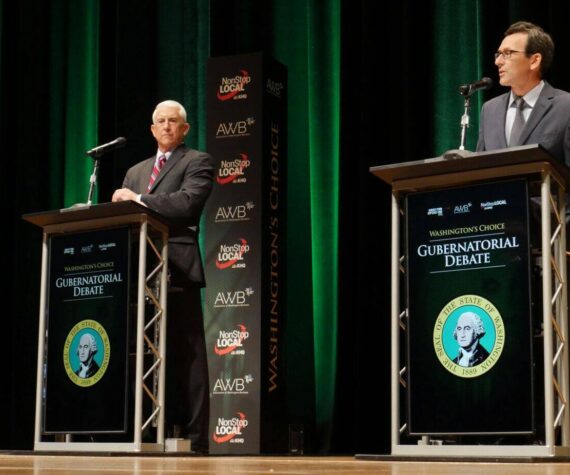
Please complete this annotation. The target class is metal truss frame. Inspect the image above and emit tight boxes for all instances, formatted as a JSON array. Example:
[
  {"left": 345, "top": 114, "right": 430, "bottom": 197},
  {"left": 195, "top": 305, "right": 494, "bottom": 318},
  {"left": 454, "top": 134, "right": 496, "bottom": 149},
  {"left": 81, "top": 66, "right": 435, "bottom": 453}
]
[{"left": 33, "top": 214, "right": 169, "bottom": 453}]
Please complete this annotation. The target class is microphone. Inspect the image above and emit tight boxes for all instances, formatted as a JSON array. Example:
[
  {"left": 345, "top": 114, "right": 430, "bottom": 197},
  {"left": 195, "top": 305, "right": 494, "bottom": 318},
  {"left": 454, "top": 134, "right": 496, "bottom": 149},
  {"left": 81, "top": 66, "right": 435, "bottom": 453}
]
[
  {"left": 86, "top": 137, "right": 127, "bottom": 157},
  {"left": 459, "top": 77, "right": 493, "bottom": 96}
]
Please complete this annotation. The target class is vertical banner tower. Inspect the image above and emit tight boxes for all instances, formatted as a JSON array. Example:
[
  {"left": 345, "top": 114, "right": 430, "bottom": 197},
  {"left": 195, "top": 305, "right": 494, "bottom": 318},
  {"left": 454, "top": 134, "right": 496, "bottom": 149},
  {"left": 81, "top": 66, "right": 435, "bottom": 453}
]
[{"left": 205, "top": 53, "right": 287, "bottom": 454}]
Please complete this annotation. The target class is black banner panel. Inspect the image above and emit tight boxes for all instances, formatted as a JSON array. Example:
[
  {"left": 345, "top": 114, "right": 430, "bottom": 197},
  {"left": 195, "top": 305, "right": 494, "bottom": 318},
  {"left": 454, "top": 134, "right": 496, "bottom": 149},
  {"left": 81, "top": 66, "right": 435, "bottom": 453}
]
[
  {"left": 43, "top": 227, "right": 130, "bottom": 433},
  {"left": 205, "top": 53, "right": 287, "bottom": 454},
  {"left": 406, "top": 179, "right": 534, "bottom": 435}
]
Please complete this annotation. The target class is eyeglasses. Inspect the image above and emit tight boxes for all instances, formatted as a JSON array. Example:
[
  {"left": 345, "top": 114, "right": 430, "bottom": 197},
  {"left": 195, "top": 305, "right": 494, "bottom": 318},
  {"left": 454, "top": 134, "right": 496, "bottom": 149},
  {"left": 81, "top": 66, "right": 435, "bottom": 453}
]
[{"left": 494, "top": 50, "right": 527, "bottom": 60}]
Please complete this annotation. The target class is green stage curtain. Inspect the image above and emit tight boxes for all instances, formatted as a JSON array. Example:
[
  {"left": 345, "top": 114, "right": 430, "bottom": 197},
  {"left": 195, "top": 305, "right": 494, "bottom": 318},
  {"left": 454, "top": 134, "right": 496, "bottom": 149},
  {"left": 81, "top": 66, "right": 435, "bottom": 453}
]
[
  {"left": 56, "top": 1, "right": 100, "bottom": 207},
  {"left": 433, "top": 0, "right": 483, "bottom": 154},
  {"left": 273, "top": 0, "right": 341, "bottom": 449}
]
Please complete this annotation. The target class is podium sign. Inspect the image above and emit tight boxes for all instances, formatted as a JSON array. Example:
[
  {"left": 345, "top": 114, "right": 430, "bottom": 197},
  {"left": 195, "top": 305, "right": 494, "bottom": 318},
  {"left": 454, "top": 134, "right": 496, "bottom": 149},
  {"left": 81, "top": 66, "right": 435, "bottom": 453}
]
[
  {"left": 406, "top": 179, "right": 533, "bottom": 434},
  {"left": 43, "top": 227, "right": 130, "bottom": 433}
]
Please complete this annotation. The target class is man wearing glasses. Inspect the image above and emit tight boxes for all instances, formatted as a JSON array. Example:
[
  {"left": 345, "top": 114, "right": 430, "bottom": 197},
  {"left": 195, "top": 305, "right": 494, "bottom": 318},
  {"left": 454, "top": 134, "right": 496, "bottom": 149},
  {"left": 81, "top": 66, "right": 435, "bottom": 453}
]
[{"left": 477, "top": 21, "right": 570, "bottom": 165}]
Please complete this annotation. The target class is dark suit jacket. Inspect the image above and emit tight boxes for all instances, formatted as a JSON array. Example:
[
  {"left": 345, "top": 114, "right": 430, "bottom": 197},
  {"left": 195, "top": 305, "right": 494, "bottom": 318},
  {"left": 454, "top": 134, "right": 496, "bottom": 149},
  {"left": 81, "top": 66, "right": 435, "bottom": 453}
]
[
  {"left": 477, "top": 81, "right": 570, "bottom": 165},
  {"left": 122, "top": 144, "right": 214, "bottom": 286}
]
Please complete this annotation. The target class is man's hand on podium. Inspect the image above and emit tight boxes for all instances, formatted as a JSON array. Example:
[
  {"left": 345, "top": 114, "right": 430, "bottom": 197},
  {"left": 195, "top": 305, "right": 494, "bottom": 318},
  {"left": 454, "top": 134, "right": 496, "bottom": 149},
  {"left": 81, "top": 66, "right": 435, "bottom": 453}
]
[
  {"left": 112, "top": 188, "right": 146, "bottom": 206},
  {"left": 112, "top": 188, "right": 138, "bottom": 202}
]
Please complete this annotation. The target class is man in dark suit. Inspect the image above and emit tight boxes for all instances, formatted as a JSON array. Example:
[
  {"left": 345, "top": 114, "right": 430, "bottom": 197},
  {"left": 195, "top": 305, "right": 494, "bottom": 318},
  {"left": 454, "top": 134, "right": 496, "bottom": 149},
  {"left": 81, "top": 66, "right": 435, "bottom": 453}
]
[
  {"left": 112, "top": 100, "right": 213, "bottom": 453},
  {"left": 477, "top": 21, "right": 570, "bottom": 165}
]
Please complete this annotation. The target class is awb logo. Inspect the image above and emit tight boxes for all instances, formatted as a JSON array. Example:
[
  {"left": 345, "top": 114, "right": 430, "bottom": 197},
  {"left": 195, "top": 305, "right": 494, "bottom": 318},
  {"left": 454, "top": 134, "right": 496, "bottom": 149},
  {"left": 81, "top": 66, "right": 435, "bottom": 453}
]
[
  {"left": 215, "top": 202, "right": 254, "bottom": 223},
  {"left": 216, "top": 153, "right": 251, "bottom": 185},
  {"left": 214, "top": 287, "right": 254, "bottom": 308},
  {"left": 214, "top": 324, "right": 249, "bottom": 356},
  {"left": 216, "top": 238, "right": 250, "bottom": 269},
  {"left": 213, "top": 374, "right": 253, "bottom": 395},
  {"left": 215, "top": 117, "right": 255, "bottom": 139},
  {"left": 212, "top": 412, "right": 248, "bottom": 444},
  {"left": 217, "top": 70, "right": 252, "bottom": 101},
  {"left": 454, "top": 202, "right": 472, "bottom": 214}
]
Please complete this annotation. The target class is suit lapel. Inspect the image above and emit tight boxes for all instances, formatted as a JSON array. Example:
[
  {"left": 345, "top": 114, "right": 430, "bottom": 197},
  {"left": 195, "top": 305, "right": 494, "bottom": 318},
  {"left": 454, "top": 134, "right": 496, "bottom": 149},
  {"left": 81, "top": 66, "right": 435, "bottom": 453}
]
[
  {"left": 519, "top": 82, "right": 554, "bottom": 145},
  {"left": 492, "top": 93, "right": 510, "bottom": 149}
]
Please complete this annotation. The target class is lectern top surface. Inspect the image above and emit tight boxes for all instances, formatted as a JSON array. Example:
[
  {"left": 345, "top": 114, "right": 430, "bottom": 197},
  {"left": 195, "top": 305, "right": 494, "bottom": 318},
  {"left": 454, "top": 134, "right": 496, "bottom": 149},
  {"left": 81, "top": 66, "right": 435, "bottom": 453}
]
[
  {"left": 22, "top": 200, "right": 169, "bottom": 229},
  {"left": 369, "top": 144, "right": 570, "bottom": 187}
]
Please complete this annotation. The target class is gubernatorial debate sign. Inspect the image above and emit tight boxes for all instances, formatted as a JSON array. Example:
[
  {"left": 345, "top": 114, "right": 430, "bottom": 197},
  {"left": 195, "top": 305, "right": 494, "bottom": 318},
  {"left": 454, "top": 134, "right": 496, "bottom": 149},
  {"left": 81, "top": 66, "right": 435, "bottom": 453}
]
[
  {"left": 406, "top": 179, "right": 534, "bottom": 435},
  {"left": 43, "top": 227, "right": 130, "bottom": 433}
]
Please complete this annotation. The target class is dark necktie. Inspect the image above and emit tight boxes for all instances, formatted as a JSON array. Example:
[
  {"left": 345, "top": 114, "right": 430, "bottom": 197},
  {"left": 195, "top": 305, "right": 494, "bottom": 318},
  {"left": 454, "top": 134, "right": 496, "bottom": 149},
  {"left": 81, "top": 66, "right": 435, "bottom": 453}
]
[
  {"left": 509, "top": 97, "right": 526, "bottom": 146},
  {"left": 147, "top": 155, "right": 166, "bottom": 191}
]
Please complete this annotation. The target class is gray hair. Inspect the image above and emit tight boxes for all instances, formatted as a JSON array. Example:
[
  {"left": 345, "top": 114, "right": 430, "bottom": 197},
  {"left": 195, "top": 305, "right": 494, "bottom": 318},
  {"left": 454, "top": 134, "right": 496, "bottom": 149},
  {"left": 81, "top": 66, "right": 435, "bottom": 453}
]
[
  {"left": 152, "top": 100, "right": 187, "bottom": 123},
  {"left": 453, "top": 312, "right": 486, "bottom": 340},
  {"left": 77, "top": 333, "right": 98, "bottom": 355}
]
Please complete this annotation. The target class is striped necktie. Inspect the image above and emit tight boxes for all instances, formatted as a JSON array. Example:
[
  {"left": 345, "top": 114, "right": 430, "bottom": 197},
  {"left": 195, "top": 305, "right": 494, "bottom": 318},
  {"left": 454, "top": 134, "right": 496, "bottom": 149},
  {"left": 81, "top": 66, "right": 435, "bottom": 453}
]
[{"left": 147, "top": 155, "right": 166, "bottom": 192}]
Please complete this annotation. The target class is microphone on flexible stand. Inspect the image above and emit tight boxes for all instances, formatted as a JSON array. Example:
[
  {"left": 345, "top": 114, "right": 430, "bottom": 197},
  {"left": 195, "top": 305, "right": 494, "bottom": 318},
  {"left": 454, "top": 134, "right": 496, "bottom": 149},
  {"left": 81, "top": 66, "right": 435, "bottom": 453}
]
[
  {"left": 459, "top": 77, "right": 493, "bottom": 97},
  {"left": 86, "top": 137, "right": 127, "bottom": 157},
  {"left": 443, "top": 77, "right": 494, "bottom": 159},
  {"left": 73, "top": 137, "right": 127, "bottom": 207}
]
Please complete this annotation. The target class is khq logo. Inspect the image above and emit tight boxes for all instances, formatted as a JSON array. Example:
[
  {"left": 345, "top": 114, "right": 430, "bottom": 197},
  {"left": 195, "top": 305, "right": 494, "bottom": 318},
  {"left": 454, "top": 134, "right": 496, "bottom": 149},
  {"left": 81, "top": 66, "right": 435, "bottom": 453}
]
[
  {"left": 215, "top": 202, "right": 254, "bottom": 223},
  {"left": 212, "top": 374, "right": 253, "bottom": 395},
  {"left": 214, "top": 287, "right": 254, "bottom": 308},
  {"left": 212, "top": 412, "right": 248, "bottom": 444},
  {"left": 215, "top": 238, "right": 250, "bottom": 269},
  {"left": 454, "top": 202, "right": 472, "bottom": 214},
  {"left": 427, "top": 207, "right": 444, "bottom": 217},
  {"left": 266, "top": 78, "right": 284, "bottom": 98},
  {"left": 217, "top": 70, "right": 252, "bottom": 101},
  {"left": 214, "top": 323, "right": 249, "bottom": 356},
  {"left": 216, "top": 153, "right": 251, "bottom": 185},
  {"left": 215, "top": 117, "right": 255, "bottom": 139},
  {"left": 81, "top": 244, "right": 94, "bottom": 254},
  {"left": 481, "top": 199, "right": 508, "bottom": 211}
]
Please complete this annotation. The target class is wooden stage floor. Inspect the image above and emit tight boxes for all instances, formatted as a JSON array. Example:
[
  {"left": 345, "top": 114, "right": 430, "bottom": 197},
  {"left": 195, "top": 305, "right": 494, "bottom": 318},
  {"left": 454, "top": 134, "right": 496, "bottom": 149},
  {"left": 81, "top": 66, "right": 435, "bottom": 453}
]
[{"left": 1, "top": 454, "right": 570, "bottom": 475}]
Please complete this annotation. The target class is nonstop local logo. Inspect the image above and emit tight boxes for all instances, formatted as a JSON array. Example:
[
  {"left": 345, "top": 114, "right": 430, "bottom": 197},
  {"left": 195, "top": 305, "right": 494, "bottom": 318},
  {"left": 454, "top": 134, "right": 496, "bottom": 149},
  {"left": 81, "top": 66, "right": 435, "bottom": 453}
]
[
  {"left": 433, "top": 295, "right": 505, "bottom": 378},
  {"left": 214, "top": 287, "right": 254, "bottom": 308},
  {"left": 481, "top": 199, "right": 508, "bottom": 211},
  {"left": 214, "top": 323, "right": 249, "bottom": 356},
  {"left": 212, "top": 412, "right": 249, "bottom": 444},
  {"left": 214, "top": 202, "right": 254, "bottom": 223},
  {"left": 63, "top": 319, "right": 110, "bottom": 387},
  {"left": 215, "top": 117, "right": 255, "bottom": 139},
  {"left": 216, "top": 238, "right": 250, "bottom": 269},
  {"left": 217, "top": 70, "right": 252, "bottom": 101},
  {"left": 212, "top": 374, "right": 253, "bottom": 395},
  {"left": 98, "top": 242, "right": 117, "bottom": 251},
  {"left": 216, "top": 153, "right": 251, "bottom": 185},
  {"left": 266, "top": 78, "right": 284, "bottom": 98}
]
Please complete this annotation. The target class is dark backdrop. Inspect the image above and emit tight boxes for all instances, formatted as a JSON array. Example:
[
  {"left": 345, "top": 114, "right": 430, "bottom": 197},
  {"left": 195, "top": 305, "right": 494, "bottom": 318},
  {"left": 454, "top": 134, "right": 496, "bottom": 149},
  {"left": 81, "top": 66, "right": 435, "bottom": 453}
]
[{"left": 3, "top": 0, "right": 570, "bottom": 454}]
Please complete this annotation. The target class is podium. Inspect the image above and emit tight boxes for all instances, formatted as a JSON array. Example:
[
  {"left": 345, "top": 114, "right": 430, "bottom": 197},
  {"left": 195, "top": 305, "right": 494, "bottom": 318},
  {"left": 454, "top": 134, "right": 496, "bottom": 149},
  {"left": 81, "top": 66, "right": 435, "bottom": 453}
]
[
  {"left": 23, "top": 201, "right": 169, "bottom": 452},
  {"left": 369, "top": 145, "right": 570, "bottom": 458}
]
